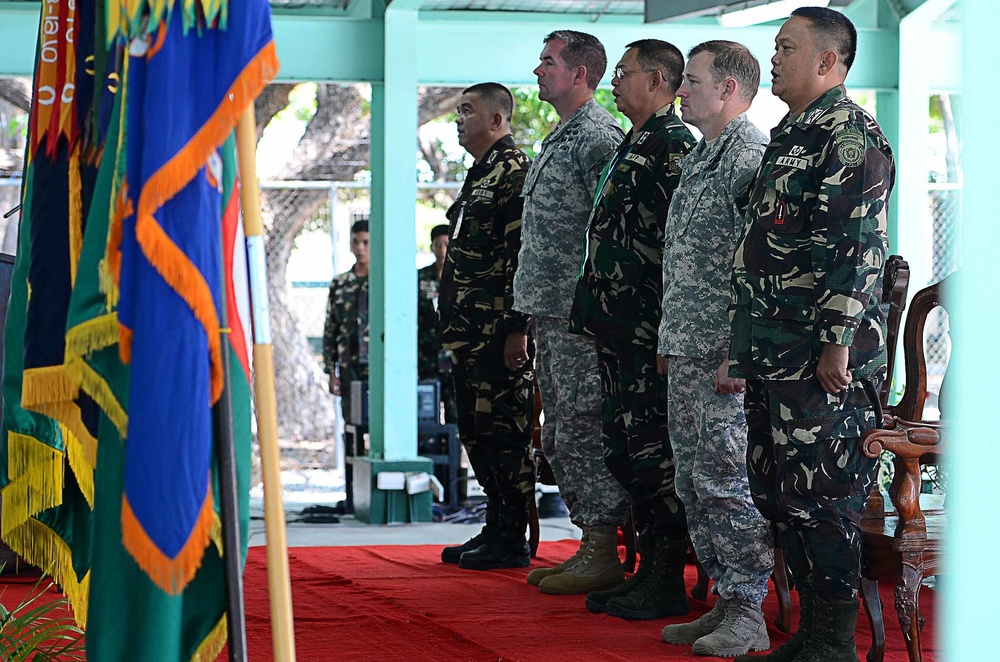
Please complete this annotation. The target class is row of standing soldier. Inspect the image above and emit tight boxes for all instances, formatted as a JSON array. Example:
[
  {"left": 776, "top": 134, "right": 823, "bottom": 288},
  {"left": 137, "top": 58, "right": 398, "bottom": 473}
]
[{"left": 324, "top": 6, "right": 894, "bottom": 661}]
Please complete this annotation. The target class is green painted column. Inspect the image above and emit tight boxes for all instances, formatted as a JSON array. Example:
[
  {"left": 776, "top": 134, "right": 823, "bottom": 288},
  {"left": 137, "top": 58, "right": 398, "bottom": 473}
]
[
  {"left": 875, "top": 91, "right": 899, "bottom": 251},
  {"left": 948, "top": 0, "right": 999, "bottom": 656},
  {"left": 368, "top": 1, "right": 420, "bottom": 461}
]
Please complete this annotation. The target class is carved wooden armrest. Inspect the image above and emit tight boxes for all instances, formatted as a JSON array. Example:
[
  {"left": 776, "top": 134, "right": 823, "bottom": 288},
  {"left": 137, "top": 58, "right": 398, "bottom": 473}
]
[{"left": 862, "top": 417, "right": 944, "bottom": 539}]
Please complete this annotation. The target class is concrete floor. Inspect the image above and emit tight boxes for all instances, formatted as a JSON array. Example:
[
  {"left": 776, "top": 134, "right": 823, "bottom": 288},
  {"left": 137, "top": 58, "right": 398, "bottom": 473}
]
[{"left": 247, "top": 499, "right": 581, "bottom": 548}]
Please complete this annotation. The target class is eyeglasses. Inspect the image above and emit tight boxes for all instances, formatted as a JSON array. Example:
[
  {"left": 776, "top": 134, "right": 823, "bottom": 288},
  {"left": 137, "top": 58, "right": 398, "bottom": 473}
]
[{"left": 613, "top": 65, "right": 661, "bottom": 81}]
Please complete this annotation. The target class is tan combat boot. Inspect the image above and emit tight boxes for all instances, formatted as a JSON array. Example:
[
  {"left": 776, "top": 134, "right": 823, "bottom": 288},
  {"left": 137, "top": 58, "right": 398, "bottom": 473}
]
[
  {"left": 526, "top": 528, "right": 590, "bottom": 586},
  {"left": 538, "top": 525, "right": 625, "bottom": 595}
]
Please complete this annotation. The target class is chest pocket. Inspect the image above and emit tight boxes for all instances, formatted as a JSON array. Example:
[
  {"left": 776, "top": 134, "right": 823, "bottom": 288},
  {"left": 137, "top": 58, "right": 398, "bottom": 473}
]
[
  {"left": 449, "top": 193, "right": 497, "bottom": 247},
  {"left": 754, "top": 161, "right": 816, "bottom": 235}
]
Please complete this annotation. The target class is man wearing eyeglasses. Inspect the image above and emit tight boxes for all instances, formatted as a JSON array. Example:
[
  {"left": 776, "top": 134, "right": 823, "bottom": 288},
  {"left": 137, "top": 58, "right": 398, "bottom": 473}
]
[{"left": 569, "top": 39, "right": 695, "bottom": 621}]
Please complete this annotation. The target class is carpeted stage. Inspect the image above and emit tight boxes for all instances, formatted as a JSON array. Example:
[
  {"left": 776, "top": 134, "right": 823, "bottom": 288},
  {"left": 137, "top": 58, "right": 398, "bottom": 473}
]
[
  {"left": 234, "top": 540, "right": 936, "bottom": 661},
  {"left": 0, "top": 540, "right": 937, "bottom": 660}
]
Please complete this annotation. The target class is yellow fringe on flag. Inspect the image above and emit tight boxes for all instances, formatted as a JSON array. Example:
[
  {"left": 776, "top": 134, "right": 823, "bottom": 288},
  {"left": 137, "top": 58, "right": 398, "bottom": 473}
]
[
  {"left": 64, "top": 355, "right": 129, "bottom": 439},
  {"left": 191, "top": 615, "right": 228, "bottom": 662},
  {"left": 65, "top": 312, "right": 121, "bottom": 360},
  {"left": 132, "top": 39, "right": 278, "bottom": 408},
  {"left": 20, "top": 368, "right": 97, "bottom": 504},
  {"left": 0, "top": 517, "right": 91, "bottom": 628},
  {"left": 121, "top": 485, "right": 215, "bottom": 595},
  {"left": 69, "top": 143, "right": 84, "bottom": 287},
  {"left": 1, "top": 433, "right": 64, "bottom": 535},
  {"left": 111, "top": 0, "right": 229, "bottom": 41}
]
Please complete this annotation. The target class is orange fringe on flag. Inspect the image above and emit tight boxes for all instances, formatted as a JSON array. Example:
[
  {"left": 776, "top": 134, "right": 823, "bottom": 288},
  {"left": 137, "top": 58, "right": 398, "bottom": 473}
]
[
  {"left": 132, "top": 39, "right": 277, "bottom": 408},
  {"left": 121, "top": 484, "right": 215, "bottom": 595}
]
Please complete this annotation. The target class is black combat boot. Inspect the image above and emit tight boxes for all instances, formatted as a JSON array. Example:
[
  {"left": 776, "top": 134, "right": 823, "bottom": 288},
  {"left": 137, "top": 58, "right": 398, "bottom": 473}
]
[
  {"left": 788, "top": 594, "right": 861, "bottom": 662},
  {"left": 458, "top": 498, "right": 530, "bottom": 570},
  {"left": 441, "top": 496, "right": 498, "bottom": 564},
  {"left": 585, "top": 532, "right": 654, "bottom": 613},
  {"left": 604, "top": 537, "right": 690, "bottom": 620},
  {"left": 457, "top": 529, "right": 530, "bottom": 570},
  {"left": 734, "top": 586, "right": 814, "bottom": 662}
]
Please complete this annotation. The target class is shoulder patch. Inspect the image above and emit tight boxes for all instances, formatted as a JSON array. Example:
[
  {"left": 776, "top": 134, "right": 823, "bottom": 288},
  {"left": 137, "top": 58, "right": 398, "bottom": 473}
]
[
  {"left": 835, "top": 127, "right": 866, "bottom": 167},
  {"left": 668, "top": 154, "right": 683, "bottom": 174}
]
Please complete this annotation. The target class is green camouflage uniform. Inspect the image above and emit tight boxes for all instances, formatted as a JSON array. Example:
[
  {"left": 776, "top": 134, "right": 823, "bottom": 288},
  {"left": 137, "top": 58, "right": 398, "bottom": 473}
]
[
  {"left": 439, "top": 134, "right": 535, "bottom": 533},
  {"left": 729, "top": 85, "right": 895, "bottom": 600},
  {"left": 515, "top": 99, "right": 631, "bottom": 529},
  {"left": 417, "top": 263, "right": 456, "bottom": 423},
  {"left": 569, "top": 103, "right": 695, "bottom": 539},
  {"left": 658, "top": 113, "right": 773, "bottom": 605},
  {"left": 323, "top": 270, "right": 369, "bottom": 425}
]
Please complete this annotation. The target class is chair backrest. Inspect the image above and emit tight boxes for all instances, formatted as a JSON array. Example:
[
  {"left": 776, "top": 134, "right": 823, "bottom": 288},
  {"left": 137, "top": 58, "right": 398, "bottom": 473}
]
[
  {"left": 880, "top": 255, "right": 910, "bottom": 409},
  {"left": 895, "top": 276, "right": 950, "bottom": 422}
]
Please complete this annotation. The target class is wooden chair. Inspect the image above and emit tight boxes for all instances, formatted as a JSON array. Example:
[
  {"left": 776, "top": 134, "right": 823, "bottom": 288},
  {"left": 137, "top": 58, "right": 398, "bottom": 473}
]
[{"left": 860, "top": 275, "right": 948, "bottom": 662}]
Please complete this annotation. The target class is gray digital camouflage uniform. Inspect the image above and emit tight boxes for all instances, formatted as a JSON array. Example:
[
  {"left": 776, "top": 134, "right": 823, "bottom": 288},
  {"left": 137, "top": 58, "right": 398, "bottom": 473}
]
[
  {"left": 658, "top": 113, "right": 773, "bottom": 605},
  {"left": 439, "top": 134, "right": 535, "bottom": 535},
  {"left": 569, "top": 103, "right": 695, "bottom": 539},
  {"left": 515, "top": 99, "right": 630, "bottom": 528},
  {"left": 323, "top": 270, "right": 369, "bottom": 425},
  {"left": 729, "top": 85, "right": 895, "bottom": 600}
]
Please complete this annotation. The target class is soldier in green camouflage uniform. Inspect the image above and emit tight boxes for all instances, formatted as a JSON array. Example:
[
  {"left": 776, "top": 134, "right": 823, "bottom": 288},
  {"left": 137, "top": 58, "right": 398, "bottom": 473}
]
[
  {"left": 656, "top": 41, "right": 773, "bottom": 658},
  {"left": 568, "top": 40, "right": 695, "bottom": 621},
  {"left": 323, "top": 221, "right": 370, "bottom": 426},
  {"left": 437, "top": 83, "right": 536, "bottom": 571},
  {"left": 515, "top": 30, "right": 632, "bottom": 596},
  {"left": 729, "top": 9, "right": 895, "bottom": 662},
  {"left": 417, "top": 224, "right": 456, "bottom": 423}
]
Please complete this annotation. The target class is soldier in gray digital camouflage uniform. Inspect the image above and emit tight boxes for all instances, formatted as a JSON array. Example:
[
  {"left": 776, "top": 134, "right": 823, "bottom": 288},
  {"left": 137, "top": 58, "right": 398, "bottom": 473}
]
[
  {"left": 729, "top": 9, "right": 895, "bottom": 662},
  {"left": 655, "top": 41, "right": 773, "bottom": 658},
  {"left": 514, "top": 29, "right": 632, "bottom": 596},
  {"left": 323, "top": 220, "right": 370, "bottom": 426},
  {"left": 437, "top": 83, "right": 536, "bottom": 571},
  {"left": 568, "top": 39, "right": 695, "bottom": 622}
]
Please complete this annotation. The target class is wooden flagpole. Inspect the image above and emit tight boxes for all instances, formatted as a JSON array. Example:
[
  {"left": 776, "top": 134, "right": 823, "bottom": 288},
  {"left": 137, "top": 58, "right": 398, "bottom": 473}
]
[{"left": 236, "top": 107, "right": 297, "bottom": 662}]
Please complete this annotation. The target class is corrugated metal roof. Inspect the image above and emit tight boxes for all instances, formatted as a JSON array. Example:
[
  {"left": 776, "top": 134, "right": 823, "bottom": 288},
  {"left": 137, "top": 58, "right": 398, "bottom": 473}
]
[{"left": 420, "top": 0, "right": 644, "bottom": 13}]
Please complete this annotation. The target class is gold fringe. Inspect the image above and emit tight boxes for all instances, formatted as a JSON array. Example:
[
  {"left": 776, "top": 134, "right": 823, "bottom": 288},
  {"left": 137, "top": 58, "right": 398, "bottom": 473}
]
[
  {"left": 21, "top": 366, "right": 78, "bottom": 410},
  {"left": 191, "top": 615, "right": 229, "bottom": 662},
  {"left": 65, "top": 313, "right": 120, "bottom": 360},
  {"left": 0, "top": 518, "right": 90, "bottom": 628},
  {"left": 69, "top": 143, "right": 83, "bottom": 287},
  {"left": 121, "top": 484, "right": 215, "bottom": 595},
  {"left": 210, "top": 510, "right": 223, "bottom": 556},
  {"left": 62, "top": 421, "right": 96, "bottom": 508},
  {"left": 132, "top": 40, "right": 278, "bottom": 409},
  {"left": 1, "top": 433, "right": 64, "bottom": 534},
  {"left": 64, "top": 355, "right": 129, "bottom": 438}
]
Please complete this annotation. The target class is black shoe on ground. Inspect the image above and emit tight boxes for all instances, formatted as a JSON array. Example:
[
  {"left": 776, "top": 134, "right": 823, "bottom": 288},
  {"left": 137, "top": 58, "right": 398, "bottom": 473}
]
[
  {"left": 441, "top": 527, "right": 493, "bottom": 564},
  {"left": 458, "top": 533, "right": 530, "bottom": 570}
]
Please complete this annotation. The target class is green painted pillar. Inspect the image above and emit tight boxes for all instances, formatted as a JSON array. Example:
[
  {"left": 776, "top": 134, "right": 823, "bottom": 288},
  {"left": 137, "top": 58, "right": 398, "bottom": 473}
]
[
  {"left": 948, "top": 0, "right": 999, "bottom": 656},
  {"left": 875, "top": 91, "right": 899, "bottom": 251},
  {"left": 369, "top": 3, "right": 420, "bottom": 461}
]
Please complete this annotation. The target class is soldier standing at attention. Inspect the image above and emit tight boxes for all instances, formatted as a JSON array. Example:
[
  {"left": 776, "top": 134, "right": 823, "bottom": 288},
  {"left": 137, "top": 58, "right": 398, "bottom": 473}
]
[
  {"left": 729, "top": 8, "right": 895, "bottom": 662},
  {"left": 655, "top": 41, "right": 773, "bottom": 657},
  {"left": 568, "top": 39, "right": 695, "bottom": 621},
  {"left": 437, "top": 83, "right": 536, "bottom": 571},
  {"left": 323, "top": 220, "right": 370, "bottom": 426},
  {"left": 514, "top": 29, "right": 632, "bottom": 596},
  {"left": 417, "top": 224, "right": 456, "bottom": 423}
]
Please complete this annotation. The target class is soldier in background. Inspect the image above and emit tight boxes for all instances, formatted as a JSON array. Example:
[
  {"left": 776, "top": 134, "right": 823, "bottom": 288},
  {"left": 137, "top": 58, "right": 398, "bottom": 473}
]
[
  {"left": 515, "top": 29, "right": 632, "bottom": 596},
  {"left": 656, "top": 41, "right": 773, "bottom": 657},
  {"left": 417, "top": 224, "right": 456, "bottom": 423},
  {"left": 569, "top": 39, "right": 695, "bottom": 621},
  {"left": 729, "top": 8, "right": 895, "bottom": 662},
  {"left": 323, "top": 220, "right": 370, "bottom": 426},
  {"left": 438, "top": 83, "right": 535, "bottom": 571}
]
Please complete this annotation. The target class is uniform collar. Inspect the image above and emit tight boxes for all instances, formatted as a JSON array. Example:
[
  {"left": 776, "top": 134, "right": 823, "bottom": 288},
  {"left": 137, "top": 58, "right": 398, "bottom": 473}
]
[
  {"left": 691, "top": 112, "right": 750, "bottom": 165},
  {"left": 777, "top": 85, "right": 846, "bottom": 136},
  {"left": 627, "top": 102, "right": 678, "bottom": 145},
  {"left": 547, "top": 98, "right": 601, "bottom": 142},
  {"left": 472, "top": 134, "right": 516, "bottom": 173}
]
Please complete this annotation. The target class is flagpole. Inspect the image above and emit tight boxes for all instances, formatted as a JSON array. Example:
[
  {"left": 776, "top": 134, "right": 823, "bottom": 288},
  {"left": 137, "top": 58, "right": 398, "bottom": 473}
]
[
  {"left": 236, "top": 107, "right": 297, "bottom": 662},
  {"left": 215, "top": 269, "right": 249, "bottom": 662}
]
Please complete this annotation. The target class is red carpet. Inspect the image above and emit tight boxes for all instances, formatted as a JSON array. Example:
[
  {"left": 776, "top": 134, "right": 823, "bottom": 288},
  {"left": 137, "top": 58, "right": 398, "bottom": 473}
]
[
  {"left": 235, "top": 540, "right": 937, "bottom": 661},
  {"left": 0, "top": 541, "right": 938, "bottom": 661}
]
